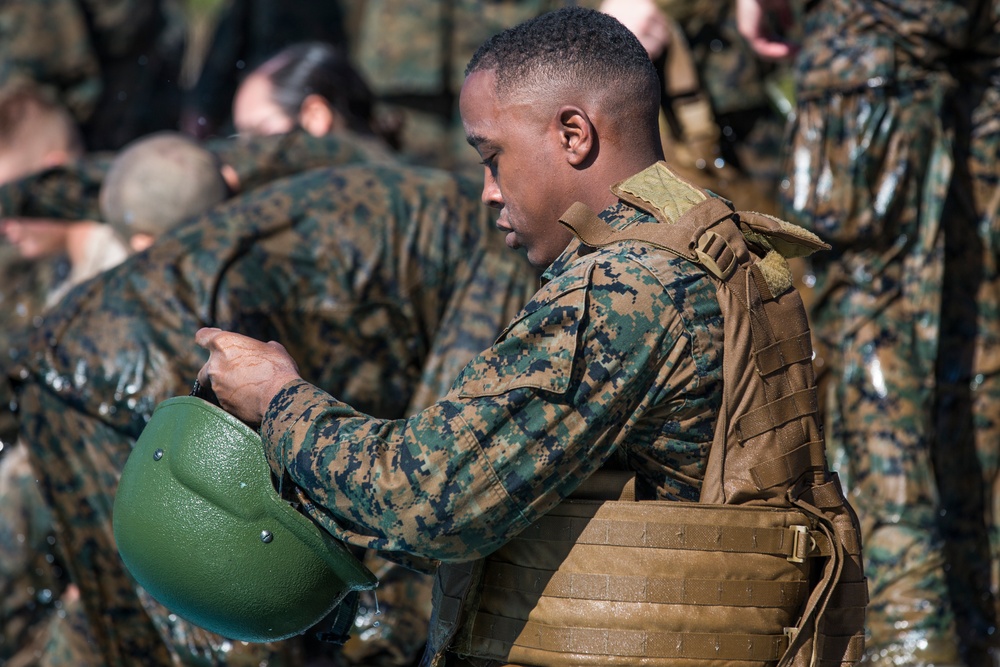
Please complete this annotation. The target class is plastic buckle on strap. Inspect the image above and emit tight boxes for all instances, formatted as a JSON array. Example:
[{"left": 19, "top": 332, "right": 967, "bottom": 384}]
[
  {"left": 787, "top": 525, "right": 810, "bottom": 563},
  {"left": 695, "top": 231, "right": 736, "bottom": 280},
  {"left": 782, "top": 626, "right": 798, "bottom": 653}
]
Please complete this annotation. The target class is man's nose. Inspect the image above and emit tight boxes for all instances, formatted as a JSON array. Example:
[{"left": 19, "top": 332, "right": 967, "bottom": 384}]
[{"left": 481, "top": 169, "right": 503, "bottom": 210}]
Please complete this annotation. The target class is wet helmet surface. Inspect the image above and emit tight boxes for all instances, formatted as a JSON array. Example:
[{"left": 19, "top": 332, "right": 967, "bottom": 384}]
[{"left": 113, "top": 395, "right": 377, "bottom": 642}]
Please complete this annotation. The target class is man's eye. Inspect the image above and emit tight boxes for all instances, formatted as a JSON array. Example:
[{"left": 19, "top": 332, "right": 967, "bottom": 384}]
[{"left": 480, "top": 155, "right": 499, "bottom": 178}]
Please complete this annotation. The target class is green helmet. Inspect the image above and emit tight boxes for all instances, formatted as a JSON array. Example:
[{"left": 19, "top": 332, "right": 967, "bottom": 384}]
[{"left": 113, "top": 395, "right": 377, "bottom": 643}]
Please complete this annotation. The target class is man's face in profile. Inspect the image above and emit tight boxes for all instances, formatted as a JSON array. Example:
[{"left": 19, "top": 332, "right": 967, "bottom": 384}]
[{"left": 459, "top": 69, "right": 574, "bottom": 268}]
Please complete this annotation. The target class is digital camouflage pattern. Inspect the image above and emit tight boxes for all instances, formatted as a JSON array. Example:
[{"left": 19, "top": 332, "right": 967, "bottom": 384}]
[
  {"left": 0, "top": 0, "right": 185, "bottom": 151},
  {"left": 11, "top": 162, "right": 538, "bottom": 667},
  {"left": 257, "top": 165, "right": 723, "bottom": 573},
  {"left": 780, "top": 0, "right": 1000, "bottom": 664}
]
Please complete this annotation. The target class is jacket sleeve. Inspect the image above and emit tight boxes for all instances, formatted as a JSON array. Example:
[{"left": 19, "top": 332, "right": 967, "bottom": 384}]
[{"left": 261, "top": 256, "right": 691, "bottom": 562}]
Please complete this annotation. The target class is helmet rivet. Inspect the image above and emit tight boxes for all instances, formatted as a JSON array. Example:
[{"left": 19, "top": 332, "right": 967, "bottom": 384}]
[
  {"left": 260, "top": 530, "right": 274, "bottom": 544},
  {"left": 153, "top": 449, "right": 164, "bottom": 461}
]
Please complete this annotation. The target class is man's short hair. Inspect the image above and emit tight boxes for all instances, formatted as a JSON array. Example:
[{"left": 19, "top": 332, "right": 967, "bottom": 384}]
[
  {"left": 465, "top": 7, "right": 660, "bottom": 124},
  {"left": 100, "top": 132, "right": 229, "bottom": 242}
]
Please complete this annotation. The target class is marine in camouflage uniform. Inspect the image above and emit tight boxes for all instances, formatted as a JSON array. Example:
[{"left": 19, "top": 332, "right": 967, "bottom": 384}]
[
  {"left": 195, "top": 9, "right": 791, "bottom": 667},
  {"left": 250, "top": 160, "right": 723, "bottom": 576},
  {"left": 768, "top": 0, "right": 1000, "bottom": 663},
  {"left": 10, "top": 163, "right": 538, "bottom": 666}
]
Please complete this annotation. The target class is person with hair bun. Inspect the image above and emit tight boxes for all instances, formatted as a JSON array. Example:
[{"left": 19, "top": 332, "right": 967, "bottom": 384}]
[{"left": 233, "top": 41, "right": 399, "bottom": 156}]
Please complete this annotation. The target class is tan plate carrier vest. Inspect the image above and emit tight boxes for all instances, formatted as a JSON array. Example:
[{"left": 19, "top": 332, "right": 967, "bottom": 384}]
[{"left": 430, "top": 169, "right": 867, "bottom": 667}]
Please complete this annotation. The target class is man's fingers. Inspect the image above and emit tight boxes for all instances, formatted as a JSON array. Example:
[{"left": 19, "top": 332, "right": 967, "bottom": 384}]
[{"left": 194, "top": 326, "right": 223, "bottom": 348}]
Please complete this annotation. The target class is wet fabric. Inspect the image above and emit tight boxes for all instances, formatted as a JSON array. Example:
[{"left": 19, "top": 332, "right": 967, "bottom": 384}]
[
  {"left": 0, "top": 441, "right": 64, "bottom": 664},
  {"left": 0, "top": 129, "right": 386, "bottom": 448},
  {"left": 11, "top": 163, "right": 539, "bottom": 666},
  {"left": 780, "top": 0, "right": 1000, "bottom": 663}
]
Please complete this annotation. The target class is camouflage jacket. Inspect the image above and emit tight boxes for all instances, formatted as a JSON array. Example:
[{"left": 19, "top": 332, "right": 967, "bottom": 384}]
[
  {"left": 795, "top": 0, "right": 1000, "bottom": 96},
  {"left": 260, "top": 166, "right": 725, "bottom": 563}
]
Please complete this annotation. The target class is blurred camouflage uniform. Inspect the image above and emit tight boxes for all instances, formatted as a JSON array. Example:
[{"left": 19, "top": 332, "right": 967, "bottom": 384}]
[
  {"left": 10, "top": 163, "right": 538, "bottom": 667},
  {"left": 779, "top": 0, "right": 1000, "bottom": 664},
  {"left": 0, "top": 130, "right": 400, "bottom": 667},
  {"left": 655, "top": 0, "right": 790, "bottom": 214},
  {"left": 0, "top": 441, "right": 65, "bottom": 664},
  {"left": 0, "top": 0, "right": 185, "bottom": 151},
  {"left": 348, "top": 0, "right": 602, "bottom": 174},
  {"left": 0, "top": 249, "right": 63, "bottom": 444},
  {"left": 0, "top": 129, "right": 380, "bottom": 438}
]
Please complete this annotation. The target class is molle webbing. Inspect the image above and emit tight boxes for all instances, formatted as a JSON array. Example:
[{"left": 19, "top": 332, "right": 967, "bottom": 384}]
[{"left": 431, "top": 179, "right": 866, "bottom": 667}]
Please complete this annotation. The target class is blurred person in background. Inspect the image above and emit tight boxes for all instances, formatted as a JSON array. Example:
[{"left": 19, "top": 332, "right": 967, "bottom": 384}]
[
  {"left": 739, "top": 0, "right": 1000, "bottom": 664},
  {"left": 10, "top": 160, "right": 539, "bottom": 667},
  {"left": 99, "top": 131, "right": 229, "bottom": 253},
  {"left": 1, "top": 128, "right": 231, "bottom": 667},
  {"left": 231, "top": 41, "right": 400, "bottom": 159},
  {"left": 0, "top": 81, "right": 124, "bottom": 666},
  {"left": 181, "top": 0, "right": 348, "bottom": 139}
]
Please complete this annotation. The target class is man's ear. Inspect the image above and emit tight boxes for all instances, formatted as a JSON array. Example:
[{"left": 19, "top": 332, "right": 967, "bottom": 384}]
[
  {"left": 298, "top": 94, "right": 343, "bottom": 137},
  {"left": 557, "top": 106, "right": 594, "bottom": 166}
]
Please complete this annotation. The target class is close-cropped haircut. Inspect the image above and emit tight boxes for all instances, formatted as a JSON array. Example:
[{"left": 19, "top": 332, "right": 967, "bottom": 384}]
[
  {"left": 100, "top": 131, "right": 228, "bottom": 241},
  {"left": 465, "top": 7, "right": 660, "bottom": 124}
]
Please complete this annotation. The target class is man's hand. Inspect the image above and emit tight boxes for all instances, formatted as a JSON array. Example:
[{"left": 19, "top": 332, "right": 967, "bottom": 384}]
[
  {"left": 600, "top": 0, "right": 672, "bottom": 61},
  {"left": 735, "top": 0, "right": 798, "bottom": 61},
  {"left": 195, "top": 327, "right": 301, "bottom": 425}
]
